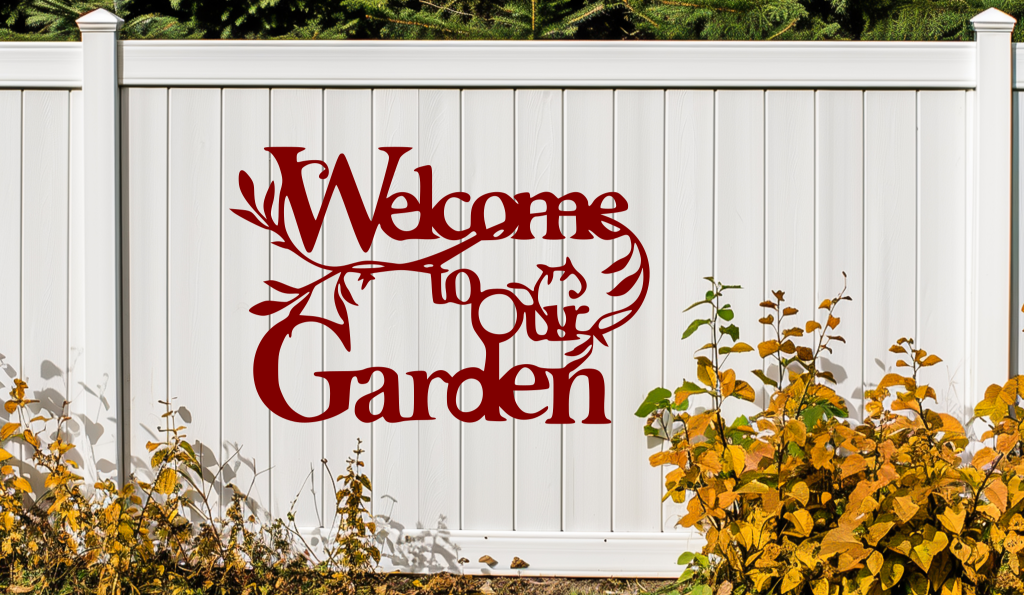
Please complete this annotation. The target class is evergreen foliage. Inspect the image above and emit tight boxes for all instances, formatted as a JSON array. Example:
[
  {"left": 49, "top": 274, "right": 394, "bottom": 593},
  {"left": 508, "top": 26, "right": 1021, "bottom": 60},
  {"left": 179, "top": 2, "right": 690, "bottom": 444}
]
[
  {"left": 621, "top": 0, "right": 1024, "bottom": 40},
  {"left": 348, "top": 0, "right": 612, "bottom": 39},
  {"left": 0, "top": 0, "right": 198, "bottom": 39},
  {"left": 0, "top": 0, "right": 1020, "bottom": 44}
]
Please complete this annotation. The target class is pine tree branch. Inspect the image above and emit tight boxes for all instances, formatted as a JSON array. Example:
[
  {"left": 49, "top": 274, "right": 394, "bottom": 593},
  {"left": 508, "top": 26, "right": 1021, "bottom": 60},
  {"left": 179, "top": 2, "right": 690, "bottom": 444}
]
[
  {"left": 418, "top": 0, "right": 474, "bottom": 19},
  {"left": 767, "top": 16, "right": 798, "bottom": 38},
  {"left": 364, "top": 14, "right": 467, "bottom": 35},
  {"left": 622, "top": 0, "right": 660, "bottom": 27},
  {"left": 565, "top": 4, "right": 606, "bottom": 25},
  {"left": 658, "top": 0, "right": 740, "bottom": 14}
]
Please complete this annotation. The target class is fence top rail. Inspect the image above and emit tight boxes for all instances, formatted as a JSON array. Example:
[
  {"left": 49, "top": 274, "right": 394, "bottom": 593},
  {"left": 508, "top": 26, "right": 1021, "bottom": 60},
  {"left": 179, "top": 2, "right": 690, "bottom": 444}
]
[
  {"left": 0, "top": 39, "right": 983, "bottom": 89},
  {"left": 1013, "top": 43, "right": 1024, "bottom": 89},
  {"left": 121, "top": 40, "right": 975, "bottom": 88},
  {"left": 0, "top": 42, "right": 82, "bottom": 88}
]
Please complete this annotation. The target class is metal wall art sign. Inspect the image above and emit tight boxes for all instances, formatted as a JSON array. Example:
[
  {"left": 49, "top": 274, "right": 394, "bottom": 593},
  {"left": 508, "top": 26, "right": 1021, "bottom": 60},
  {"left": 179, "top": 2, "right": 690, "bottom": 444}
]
[{"left": 233, "top": 147, "right": 650, "bottom": 424}]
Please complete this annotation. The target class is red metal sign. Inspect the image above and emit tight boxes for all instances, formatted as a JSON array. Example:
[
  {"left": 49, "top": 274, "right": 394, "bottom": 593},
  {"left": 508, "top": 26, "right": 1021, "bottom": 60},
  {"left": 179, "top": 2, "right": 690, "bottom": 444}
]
[{"left": 233, "top": 147, "right": 649, "bottom": 424}]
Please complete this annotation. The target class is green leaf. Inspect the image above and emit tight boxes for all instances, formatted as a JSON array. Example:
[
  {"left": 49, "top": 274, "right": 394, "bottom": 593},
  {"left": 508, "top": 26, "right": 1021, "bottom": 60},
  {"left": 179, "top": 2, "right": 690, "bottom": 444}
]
[
  {"left": 682, "top": 318, "right": 710, "bottom": 339},
  {"left": 719, "top": 324, "right": 739, "bottom": 342},
  {"left": 752, "top": 369, "right": 778, "bottom": 388},
  {"left": 802, "top": 404, "right": 825, "bottom": 431},
  {"left": 635, "top": 387, "right": 672, "bottom": 417},
  {"left": 695, "top": 554, "right": 710, "bottom": 568},
  {"left": 677, "top": 552, "right": 695, "bottom": 566},
  {"left": 644, "top": 425, "right": 661, "bottom": 437},
  {"left": 823, "top": 402, "right": 849, "bottom": 419},
  {"left": 677, "top": 381, "right": 702, "bottom": 393},
  {"left": 688, "top": 586, "right": 712, "bottom": 595},
  {"left": 718, "top": 308, "right": 734, "bottom": 321},
  {"left": 684, "top": 300, "right": 711, "bottom": 313}
]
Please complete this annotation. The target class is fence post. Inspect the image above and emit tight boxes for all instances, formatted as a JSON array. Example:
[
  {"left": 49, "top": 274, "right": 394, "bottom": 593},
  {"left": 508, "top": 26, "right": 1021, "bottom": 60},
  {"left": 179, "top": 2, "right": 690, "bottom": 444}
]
[
  {"left": 76, "top": 9, "right": 125, "bottom": 485},
  {"left": 971, "top": 8, "right": 1016, "bottom": 405}
]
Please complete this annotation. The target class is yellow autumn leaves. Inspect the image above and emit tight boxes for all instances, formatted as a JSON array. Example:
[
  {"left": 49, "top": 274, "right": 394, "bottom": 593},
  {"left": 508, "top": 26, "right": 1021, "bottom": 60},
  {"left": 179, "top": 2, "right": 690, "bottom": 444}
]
[
  {"left": 644, "top": 277, "right": 1024, "bottom": 595},
  {"left": 0, "top": 380, "right": 381, "bottom": 594}
]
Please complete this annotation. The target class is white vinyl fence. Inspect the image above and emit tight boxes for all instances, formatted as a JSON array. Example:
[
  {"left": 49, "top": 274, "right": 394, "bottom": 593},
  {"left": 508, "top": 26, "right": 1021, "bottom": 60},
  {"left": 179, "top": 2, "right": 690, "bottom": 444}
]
[{"left": 0, "top": 7, "right": 1021, "bottom": 576}]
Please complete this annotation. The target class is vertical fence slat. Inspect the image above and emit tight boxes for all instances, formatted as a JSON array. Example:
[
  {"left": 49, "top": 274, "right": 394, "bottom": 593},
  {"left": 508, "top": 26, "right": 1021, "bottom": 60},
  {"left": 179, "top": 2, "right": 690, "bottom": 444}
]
[
  {"left": 461, "top": 89, "right": 515, "bottom": 531},
  {"left": 918, "top": 91, "right": 967, "bottom": 420},
  {"left": 268, "top": 88, "right": 324, "bottom": 524},
  {"left": 68, "top": 89, "right": 85, "bottom": 473},
  {"left": 222, "top": 88, "right": 271, "bottom": 517},
  {"left": 765, "top": 91, "right": 815, "bottom": 328},
  {"left": 514, "top": 89, "right": 563, "bottom": 531},
  {"left": 714, "top": 90, "right": 765, "bottom": 409},
  {"left": 815, "top": 91, "right": 865, "bottom": 419},
  {"left": 168, "top": 87, "right": 222, "bottom": 513},
  {"left": 22, "top": 90, "right": 69, "bottom": 492},
  {"left": 663, "top": 89, "right": 714, "bottom": 531},
  {"left": 124, "top": 87, "right": 168, "bottom": 480},
  {"left": 322, "top": 89, "right": 374, "bottom": 521},
  {"left": 0, "top": 90, "right": 21, "bottom": 454},
  {"left": 416, "top": 89, "right": 462, "bottom": 534},
  {"left": 612, "top": 89, "right": 664, "bottom": 533},
  {"left": 1016, "top": 90, "right": 1024, "bottom": 382},
  {"left": 863, "top": 91, "right": 917, "bottom": 388},
  {"left": 563, "top": 89, "right": 613, "bottom": 532},
  {"left": 371, "top": 88, "right": 420, "bottom": 530}
]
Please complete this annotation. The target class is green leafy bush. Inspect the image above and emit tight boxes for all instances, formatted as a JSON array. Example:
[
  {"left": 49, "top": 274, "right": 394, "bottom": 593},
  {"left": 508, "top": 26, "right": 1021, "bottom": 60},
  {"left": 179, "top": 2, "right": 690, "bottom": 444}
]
[{"left": 641, "top": 278, "right": 1024, "bottom": 595}]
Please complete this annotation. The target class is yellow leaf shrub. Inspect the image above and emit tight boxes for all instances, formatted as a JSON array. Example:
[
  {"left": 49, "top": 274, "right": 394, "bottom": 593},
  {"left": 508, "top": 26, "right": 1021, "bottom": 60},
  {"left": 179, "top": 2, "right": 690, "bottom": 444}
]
[
  {"left": 0, "top": 380, "right": 380, "bottom": 594},
  {"left": 640, "top": 278, "right": 1024, "bottom": 595}
]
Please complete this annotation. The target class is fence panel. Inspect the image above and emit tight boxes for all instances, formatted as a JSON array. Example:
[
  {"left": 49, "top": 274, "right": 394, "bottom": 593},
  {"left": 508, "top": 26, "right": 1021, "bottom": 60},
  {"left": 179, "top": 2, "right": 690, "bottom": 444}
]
[
  {"left": 102, "top": 83, "right": 1003, "bottom": 573},
  {"left": 1, "top": 22, "right": 1020, "bottom": 574}
]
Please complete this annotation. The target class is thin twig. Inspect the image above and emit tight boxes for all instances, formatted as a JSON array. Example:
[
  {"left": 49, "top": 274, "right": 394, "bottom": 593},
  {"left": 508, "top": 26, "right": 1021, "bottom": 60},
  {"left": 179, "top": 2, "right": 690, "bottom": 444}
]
[
  {"left": 418, "top": 0, "right": 474, "bottom": 18},
  {"left": 659, "top": 0, "right": 739, "bottom": 13},
  {"left": 767, "top": 17, "right": 798, "bottom": 39}
]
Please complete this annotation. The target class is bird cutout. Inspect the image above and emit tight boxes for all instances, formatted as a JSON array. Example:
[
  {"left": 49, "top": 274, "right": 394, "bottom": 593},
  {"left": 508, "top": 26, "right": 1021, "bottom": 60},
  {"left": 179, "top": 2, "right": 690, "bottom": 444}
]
[
  {"left": 479, "top": 555, "right": 498, "bottom": 566},
  {"left": 510, "top": 557, "right": 529, "bottom": 569}
]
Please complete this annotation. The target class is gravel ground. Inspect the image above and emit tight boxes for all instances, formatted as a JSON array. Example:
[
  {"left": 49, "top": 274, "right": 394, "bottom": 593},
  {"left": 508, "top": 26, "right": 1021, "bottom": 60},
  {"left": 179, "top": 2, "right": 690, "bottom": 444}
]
[{"left": 374, "top": 574, "right": 677, "bottom": 595}]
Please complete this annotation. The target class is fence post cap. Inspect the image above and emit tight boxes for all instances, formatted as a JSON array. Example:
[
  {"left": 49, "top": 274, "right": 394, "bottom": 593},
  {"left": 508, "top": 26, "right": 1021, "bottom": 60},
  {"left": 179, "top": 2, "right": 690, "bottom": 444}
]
[
  {"left": 76, "top": 8, "right": 123, "bottom": 33},
  {"left": 971, "top": 8, "right": 1016, "bottom": 32}
]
